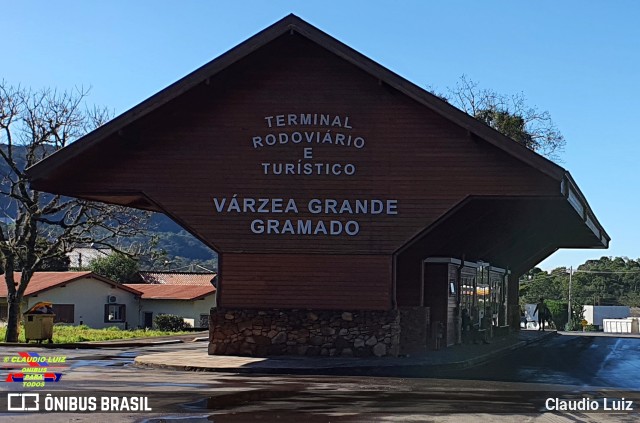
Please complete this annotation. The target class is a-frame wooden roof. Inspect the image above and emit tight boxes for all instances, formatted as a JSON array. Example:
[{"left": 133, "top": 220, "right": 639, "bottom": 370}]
[{"left": 26, "top": 14, "right": 609, "bottom": 247}]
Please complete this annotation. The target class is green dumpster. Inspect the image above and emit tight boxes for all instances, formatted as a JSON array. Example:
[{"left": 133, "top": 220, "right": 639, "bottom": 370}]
[{"left": 23, "top": 302, "right": 55, "bottom": 343}]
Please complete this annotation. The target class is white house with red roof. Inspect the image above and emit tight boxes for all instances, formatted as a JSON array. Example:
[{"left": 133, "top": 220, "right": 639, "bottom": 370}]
[
  {"left": 125, "top": 271, "right": 216, "bottom": 328},
  {"left": 0, "top": 272, "right": 140, "bottom": 329},
  {"left": 0, "top": 271, "right": 216, "bottom": 330}
]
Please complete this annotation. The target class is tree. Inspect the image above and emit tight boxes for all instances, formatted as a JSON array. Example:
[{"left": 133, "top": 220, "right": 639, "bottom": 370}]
[
  {"left": 0, "top": 81, "right": 151, "bottom": 342},
  {"left": 519, "top": 267, "right": 568, "bottom": 304},
  {"left": 0, "top": 239, "right": 70, "bottom": 272},
  {"left": 521, "top": 256, "right": 640, "bottom": 309},
  {"left": 545, "top": 299, "right": 568, "bottom": 330},
  {"left": 89, "top": 252, "right": 139, "bottom": 283},
  {"left": 572, "top": 256, "right": 640, "bottom": 306},
  {"left": 444, "top": 75, "right": 565, "bottom": 160},
  {"left": 33, "top": 239, "right": 70, "bottom": 271}
]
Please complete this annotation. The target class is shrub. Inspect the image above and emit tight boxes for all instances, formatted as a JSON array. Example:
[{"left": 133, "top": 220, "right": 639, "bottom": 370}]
[
  {"left": 565, "top": 303, "right": 586, "bottom": 331},
  {"left": 546, "top": 300, "right": 568, "bottom": 330},
  {"left": 154, "top": 314, "right": 192, "bottom": 332}
]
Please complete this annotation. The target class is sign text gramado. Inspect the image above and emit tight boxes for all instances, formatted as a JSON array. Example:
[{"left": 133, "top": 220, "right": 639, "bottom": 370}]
[{"left": 212, "top": 113, "right": 399, "bottom": 237}]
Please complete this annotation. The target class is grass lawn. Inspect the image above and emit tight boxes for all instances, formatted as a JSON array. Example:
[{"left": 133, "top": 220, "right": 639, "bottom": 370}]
[{"left": 0, "top": 324, "right": 194, "bottom": 343}]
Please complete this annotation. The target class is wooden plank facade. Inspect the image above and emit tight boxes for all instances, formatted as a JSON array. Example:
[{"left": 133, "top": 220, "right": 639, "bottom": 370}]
[
  {"left": 221, "top": 254, "right": 392, "bottom": 310},
  {"left": 27, "top": 15, "right": 608, "bottom": 357}
]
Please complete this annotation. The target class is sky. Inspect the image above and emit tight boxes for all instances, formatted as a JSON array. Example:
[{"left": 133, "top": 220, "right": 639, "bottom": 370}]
[{"left": 4, "top": 1, "right": 639, "bottom": 271}]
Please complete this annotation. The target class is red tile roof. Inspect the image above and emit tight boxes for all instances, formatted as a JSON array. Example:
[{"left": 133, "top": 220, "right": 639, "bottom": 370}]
[
  {"left": 137, "top": 272, "right": 216, "bottom": 286},
  {"left": 123, "top": 284, "right": 215, "bottom": 300},
  {"left": 0, "top": 272, "right": 142, "bottom": 296}
]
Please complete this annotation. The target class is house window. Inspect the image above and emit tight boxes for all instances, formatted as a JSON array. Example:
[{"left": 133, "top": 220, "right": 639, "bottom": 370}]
[
  {"left": 104, "top": 304, "right": 126, "bottom": 323},
  {"left": 0, "top": 303, "right": 7, "bottom": 321},
  {"left": 53, "top": 304, "right": 75, "bottom": 323}
]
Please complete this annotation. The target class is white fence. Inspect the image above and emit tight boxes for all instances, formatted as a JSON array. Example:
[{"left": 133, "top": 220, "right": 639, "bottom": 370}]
[
  {"left": 602, "top": 318, "right": 640, "bottom": 334},
  {"left": 584, "top": 305, "right": 630, "bottom": 326}
]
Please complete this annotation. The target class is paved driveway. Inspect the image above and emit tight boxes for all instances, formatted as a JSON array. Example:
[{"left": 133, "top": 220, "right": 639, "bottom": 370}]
[{"left": 1, "top": 335, "right": 639, "bottom": 422}]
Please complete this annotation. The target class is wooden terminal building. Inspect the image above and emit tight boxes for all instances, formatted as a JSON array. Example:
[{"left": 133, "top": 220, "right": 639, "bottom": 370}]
[{"left": 27, "top": 15, "right": 609, "bottom": 357}]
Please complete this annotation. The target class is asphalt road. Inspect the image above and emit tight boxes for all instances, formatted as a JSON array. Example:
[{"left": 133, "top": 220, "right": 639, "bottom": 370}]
[
  {"left": 436, "top": 334, "right": 640, "bottom": 389},
  {"left": 1, "top": 334, "right": 639, "bottom": 422}
]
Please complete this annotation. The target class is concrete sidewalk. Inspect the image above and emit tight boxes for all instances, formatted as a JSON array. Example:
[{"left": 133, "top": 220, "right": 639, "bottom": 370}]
[{"left": 135, "top": 329, "right": 556, "bottom": 376}]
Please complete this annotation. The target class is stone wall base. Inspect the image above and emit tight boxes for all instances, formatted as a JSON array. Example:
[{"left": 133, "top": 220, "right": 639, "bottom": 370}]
[
  {"left": 398, "top": 306, "right": 430, "bottom": 355},
  {"left": 209, "top": 308, "right": 401, "bottom": 357}
]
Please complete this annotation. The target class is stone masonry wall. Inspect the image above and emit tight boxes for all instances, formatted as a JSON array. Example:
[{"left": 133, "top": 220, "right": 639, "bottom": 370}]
[
  {"left": 208, "top": 308, "right": 400, "bottom": 357},
  {"left": 398, "top": 306, "right": 430, "bottom": 356}
]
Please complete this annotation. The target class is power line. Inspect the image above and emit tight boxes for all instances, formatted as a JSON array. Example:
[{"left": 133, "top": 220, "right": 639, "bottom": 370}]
[
  {"left": 521, "top": 270, "right": 640, "bottom": 283},
  {"left": 574, "top": 270, "right": 640, "bottom": 274},
  {"left": 519, "top": 274, "right": 558, "bottom": 283}
]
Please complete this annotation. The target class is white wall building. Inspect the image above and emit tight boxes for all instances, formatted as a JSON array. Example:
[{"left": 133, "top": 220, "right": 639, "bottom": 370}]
[
  {"left": 0, "top": 272, "right": 140, "bottom": 329},
  {"left": 66, "top": 247, "right": 112, "bottom": 269},
  {"left": 583, "top": 305, "right": 630, "bottom": 327},
  {"left": 123, "top": 284, "right": 216, "bottom": 328},
  {"left": 0, "top": 271, "right": 216, "bottom": 330}
]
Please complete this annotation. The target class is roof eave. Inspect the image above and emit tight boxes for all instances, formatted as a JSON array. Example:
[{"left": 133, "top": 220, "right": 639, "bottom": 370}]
[
  {"left": 26, "top": 14, "right": 301, "bottom": 182},
  {"left": 561, "top": 172, "right": 610, "bottom": 247}
]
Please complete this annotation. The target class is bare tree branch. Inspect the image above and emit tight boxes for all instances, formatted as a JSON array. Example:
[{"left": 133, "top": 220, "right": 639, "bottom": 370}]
[
  {"left": 442, "top": 75, "right": 565, "bottom": 161},
  {"left": 0, "top": 81, "right": 153, "bottom": 342}
]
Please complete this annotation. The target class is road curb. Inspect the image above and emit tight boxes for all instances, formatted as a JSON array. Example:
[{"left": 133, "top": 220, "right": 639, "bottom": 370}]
[
  {"left": 0, "top": 335, "right": 208, "bottom": 349},
  {"left": 134, "top": 331, "right": 558, "bottom": 375},
  {"left": 558, "top": 331, "right": 640, "bottom": 338}
]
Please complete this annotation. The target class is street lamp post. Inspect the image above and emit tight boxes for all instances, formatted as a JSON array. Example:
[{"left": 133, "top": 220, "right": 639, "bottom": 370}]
[{"left": 567, "top": 266, "right": 573, "bottom": 329}]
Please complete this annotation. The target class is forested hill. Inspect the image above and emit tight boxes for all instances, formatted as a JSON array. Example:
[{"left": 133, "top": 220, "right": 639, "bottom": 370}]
[
  {"left": 0, "top": 144, "right": 29, "bottom": 219},
  {"left": 139, "top": 214, "right": 218, "bottom": 271},
  {"left": 520, "top": 256, "right": 640, "bottom": 307}
]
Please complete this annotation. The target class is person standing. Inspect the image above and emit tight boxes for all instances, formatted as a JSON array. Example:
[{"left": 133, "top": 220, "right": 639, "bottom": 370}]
[
  {"left": 520, "top": 305, "right": 527, "bottom": 329},
  {"left": 461, "top": 308, "right": 471, "bottom": 343},
  {"left": 534, "top": 297, "right": 548, "bottom": 331}
]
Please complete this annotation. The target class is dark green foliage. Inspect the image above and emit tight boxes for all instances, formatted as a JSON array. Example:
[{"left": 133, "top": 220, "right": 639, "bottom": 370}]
[
  {"left": 521, "top": 257, "right": 640, "bottom": 312},
  {"left": 519, "top": 267, "right": 568, "bottom": 304},
  {"left": 545, "top": 300, "right": 568, "bottom": 330},
  {"left": 572, "top": 257, "right": 640, "bottom": 306},
  {"left": 89, "top": 253, "right": 138, "bottom": 283},
  {"left": 620, "top": 292, "right": 640, "bottom": 307},
  {"left": 475, "top": 109, "right": 534, "bottom": 149},
  {"left": 443, "top": 75, "right": 565, "bottom": 160},
  {"left": 566, "top": 303, "right": 586, "bottom": 331},
  {"left": 154, "top": 314, "right": 192, "bottom": 332},
  {"left": 106, "top": 215, "right": 218, "bottom": 272}
]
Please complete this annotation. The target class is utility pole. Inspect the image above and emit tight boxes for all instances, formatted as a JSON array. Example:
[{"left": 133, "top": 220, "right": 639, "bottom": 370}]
[{"left": 567, "top": 266, "right": 573, "bottom": 328}]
